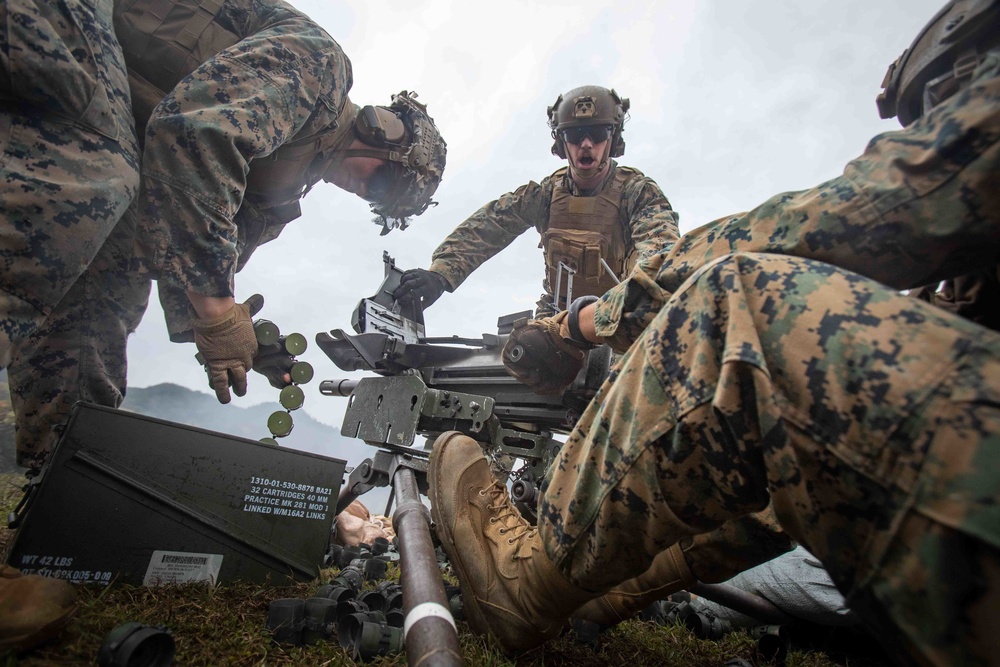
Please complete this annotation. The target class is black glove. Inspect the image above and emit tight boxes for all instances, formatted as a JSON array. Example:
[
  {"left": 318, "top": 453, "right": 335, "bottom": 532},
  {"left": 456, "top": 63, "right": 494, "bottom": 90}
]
[
  {"left": 252, "top": 342, "right": 294, "bottom": 388},
  {"left": 501, "top": 312, "right": 586, "bottom": 395},
  {"left": 392, "top": 269, "right": 450, "bottom": 308}
]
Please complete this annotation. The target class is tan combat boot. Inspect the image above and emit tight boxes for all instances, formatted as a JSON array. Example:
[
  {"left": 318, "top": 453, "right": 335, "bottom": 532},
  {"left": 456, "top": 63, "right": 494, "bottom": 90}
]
[
  {"left": 571, "top": 542, "right": 695, "bottom": 626},
  {"left": 429, "top": 432, "right": 600, "bottom": 655},
  {"left": 0, "top": 565, "right": 78, "bottom": 652}
]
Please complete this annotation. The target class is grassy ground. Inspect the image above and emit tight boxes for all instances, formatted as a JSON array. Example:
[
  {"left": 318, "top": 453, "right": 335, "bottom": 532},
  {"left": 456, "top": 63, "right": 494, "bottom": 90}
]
[{"left": 0, "top": 473, "right": 890, "bottom": 666}]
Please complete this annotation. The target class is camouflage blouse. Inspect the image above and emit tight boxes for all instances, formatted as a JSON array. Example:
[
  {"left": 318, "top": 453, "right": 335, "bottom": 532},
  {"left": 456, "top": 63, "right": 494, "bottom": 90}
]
[
  {"left": 594, "top": 55, "right": 1000, "bottom": 352},
  {"left": 428, "top": 161, "right": 680, "bottom": 314}
]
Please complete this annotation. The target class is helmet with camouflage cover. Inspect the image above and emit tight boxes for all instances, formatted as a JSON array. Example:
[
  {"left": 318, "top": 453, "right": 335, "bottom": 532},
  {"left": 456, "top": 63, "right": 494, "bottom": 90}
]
[
  {"left": 877, "top": 0, "right": 1000, "bottom": 126},
  {"left": 332, "top": 91, "right": 447, "bottom": 234},
  {"left": 548, "top": 85, "right": 630, "bottom": 159}
]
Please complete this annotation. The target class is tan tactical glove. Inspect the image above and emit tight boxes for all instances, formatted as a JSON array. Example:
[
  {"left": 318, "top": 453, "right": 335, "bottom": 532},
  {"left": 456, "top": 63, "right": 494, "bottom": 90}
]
[
  {"left": 192, "top": 300, "right": 257, "bottom": 404},
  {"left": 501, "top": 311, "right": 586, "bottom": 395}
]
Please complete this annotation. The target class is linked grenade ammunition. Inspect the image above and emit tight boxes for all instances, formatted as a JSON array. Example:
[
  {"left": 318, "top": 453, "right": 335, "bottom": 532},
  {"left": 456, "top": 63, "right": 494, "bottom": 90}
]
[
  {"left": 254, "top": 320, "right": 281, "bottom": 346},
  {"left": 290, "top": 361, "right": 314, "bottom": 384},
  {"left": 256, "top": 321, "right": 314, "bottom": 441},
  {"left": 282, "top": 333, "right": 308, "bottom": 356},
  {"left": 280, "top": 385, "right": 305, "bottom": 410},
  {"left": 267, "top": 411, "right": 294, "bottom": 438}
]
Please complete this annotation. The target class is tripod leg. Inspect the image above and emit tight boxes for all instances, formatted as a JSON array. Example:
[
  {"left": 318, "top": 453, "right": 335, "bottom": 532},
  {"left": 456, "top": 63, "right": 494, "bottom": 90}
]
[{"left": 393, "top": 466, "right": 465, "bottom": 666}]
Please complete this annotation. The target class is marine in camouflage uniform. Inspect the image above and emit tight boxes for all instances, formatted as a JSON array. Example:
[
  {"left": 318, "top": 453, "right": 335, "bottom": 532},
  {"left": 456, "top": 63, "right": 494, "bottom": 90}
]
[
  {"left": 394, "top": 85, "right": 679, "bottom": 316},
  {"left": 429, "top": 5, "right": 1000, "bottom": 665},
  {"left": 0, "top": 0, "right": 140, "bottom": 470},
  {"left": 0, "top": 0, "right": 135, "bottom": 642},
  {"left": 8, "top": 0, "right": 446, "bottom": 469},
  {"left": 426, "top": 160, "right": 678, "bottom": 315}
]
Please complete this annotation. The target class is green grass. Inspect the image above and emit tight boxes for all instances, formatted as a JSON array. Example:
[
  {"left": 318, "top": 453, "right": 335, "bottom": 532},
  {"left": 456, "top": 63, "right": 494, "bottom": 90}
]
[{"left": 0, "top": 474, "right": 889, "bottom": 666}]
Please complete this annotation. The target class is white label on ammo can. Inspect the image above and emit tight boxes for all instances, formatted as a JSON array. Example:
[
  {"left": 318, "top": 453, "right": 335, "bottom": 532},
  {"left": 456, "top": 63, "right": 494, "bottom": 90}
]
[{"left": 143, "top": 550, "right": 224, "bottom": 586}]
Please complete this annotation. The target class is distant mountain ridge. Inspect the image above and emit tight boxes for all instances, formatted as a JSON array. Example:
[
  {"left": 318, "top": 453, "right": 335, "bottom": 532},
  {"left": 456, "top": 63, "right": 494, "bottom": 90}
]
[
  {"left": 0, "top": 377, "right": 373, "bottom": 475},
  {"left": 123, "top": 383, "right": 394, "bottom": 510},
  {"left": 121, "top": 382, "right": 372, "bottom": 462}
]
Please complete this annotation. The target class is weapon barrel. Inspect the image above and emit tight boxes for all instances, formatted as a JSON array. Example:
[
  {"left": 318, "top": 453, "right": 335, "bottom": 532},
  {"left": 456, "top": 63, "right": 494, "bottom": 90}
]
[
  {"left": 319, "top": 379, "right": 360, "bottom": 397},
  {"left": 393, "top": 467, "right": 464, "bottom": 666}
]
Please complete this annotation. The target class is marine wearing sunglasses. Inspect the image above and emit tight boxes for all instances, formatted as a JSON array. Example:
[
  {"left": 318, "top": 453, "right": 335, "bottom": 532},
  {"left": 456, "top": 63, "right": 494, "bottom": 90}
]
[{"left": 560, "top": 125, "right": 613, "bottom": 146}]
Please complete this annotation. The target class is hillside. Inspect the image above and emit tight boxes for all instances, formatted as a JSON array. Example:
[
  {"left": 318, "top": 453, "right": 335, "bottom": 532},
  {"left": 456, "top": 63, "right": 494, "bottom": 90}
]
[
  {"left": 0, "top": 374, "right": 396, "bottom": 509},
  {"left": 120, "top": 382, "right": 371, "bottom": 461}
]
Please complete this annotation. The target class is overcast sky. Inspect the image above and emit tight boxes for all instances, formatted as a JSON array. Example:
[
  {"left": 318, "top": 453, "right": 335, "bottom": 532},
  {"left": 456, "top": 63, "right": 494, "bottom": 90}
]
[{"left": 125, "top": 0, "right": 946, "bottom": 461}]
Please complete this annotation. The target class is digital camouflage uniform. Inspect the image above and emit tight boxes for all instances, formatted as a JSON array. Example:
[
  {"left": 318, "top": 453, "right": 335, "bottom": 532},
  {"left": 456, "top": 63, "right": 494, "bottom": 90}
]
[
  {"left": 592, "top": 53, "right": 1000, "bottom": 350},
  {"left": 8, "top": 0, "right": 356, "bottom": 467},
  {"left": 427, "top": 161, "right": 679, "bottom": 316},
  {"left": 0, "top": 0, "right": 140, "bottom": 469},
  {"left": 539, "top": 55, "right": 1000, "bottom": 666}
]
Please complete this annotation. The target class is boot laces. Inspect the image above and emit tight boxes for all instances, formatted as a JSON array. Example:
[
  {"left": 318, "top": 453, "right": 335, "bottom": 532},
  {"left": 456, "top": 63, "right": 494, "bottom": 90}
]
[{"left": 484, "top": 481, "right": 534, "bottom": 554}]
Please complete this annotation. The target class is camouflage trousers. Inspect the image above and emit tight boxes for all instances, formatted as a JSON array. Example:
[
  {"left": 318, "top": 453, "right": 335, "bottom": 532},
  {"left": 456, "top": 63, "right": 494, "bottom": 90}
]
[
  {"left": 541, "top": 252, "right": 1000, "bottom": 667},
  {"left": 8, "top": 204, "right": 151, "bottom": 468},
  {"left": 0, "top": 0, "right": 140, "bottom": 467}
]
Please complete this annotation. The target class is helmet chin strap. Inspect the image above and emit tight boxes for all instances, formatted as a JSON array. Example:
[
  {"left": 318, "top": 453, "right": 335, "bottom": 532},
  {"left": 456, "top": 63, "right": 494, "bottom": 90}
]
[
  {"left": 337, "top": 146, "right": 398, "bottom": 162},
  {"left": 568, "top": 141, "right": 611, "bottom": 182}
]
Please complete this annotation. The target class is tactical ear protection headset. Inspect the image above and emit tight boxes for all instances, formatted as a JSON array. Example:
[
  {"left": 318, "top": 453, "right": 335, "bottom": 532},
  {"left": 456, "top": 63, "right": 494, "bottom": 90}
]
[{"left": 354, "top": 106, "right": 407, "bottom": 147}]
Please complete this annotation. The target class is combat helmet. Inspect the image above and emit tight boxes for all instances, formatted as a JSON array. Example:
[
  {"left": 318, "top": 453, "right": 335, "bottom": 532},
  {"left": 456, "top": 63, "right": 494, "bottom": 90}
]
[
  {"left": 347, "top": 91, "right": 448, "bottom": 234},
  {"left": 547, "top": 85, "right": 630, "bottom": 159},
  {"left": 877, "top": 0, "right": 1000, "bottom": 126}
]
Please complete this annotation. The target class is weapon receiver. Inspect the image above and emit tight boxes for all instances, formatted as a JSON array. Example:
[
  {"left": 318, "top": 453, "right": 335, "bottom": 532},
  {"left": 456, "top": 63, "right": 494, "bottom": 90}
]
[
  {"left": 317, "top": 251, "right": 612, "bottom": 517},
  {"left": 316, "top": 252, "right": 612, "bottom": 667}
]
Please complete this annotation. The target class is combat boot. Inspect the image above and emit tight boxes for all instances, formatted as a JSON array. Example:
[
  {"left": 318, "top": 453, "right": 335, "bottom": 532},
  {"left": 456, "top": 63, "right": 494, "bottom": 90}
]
[
  {"left": 571, "top": 542, "right": 695, "bottom": 626},
  {"left": 429, "top": 431, "right": 600, "bottom": 655},
  {"left": 0, "top": 565, "right": 77, "bottom": 652}
]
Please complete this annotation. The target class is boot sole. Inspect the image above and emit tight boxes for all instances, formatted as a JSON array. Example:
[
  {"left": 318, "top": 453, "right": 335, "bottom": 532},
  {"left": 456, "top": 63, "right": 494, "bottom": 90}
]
[{"left": 428, "top": 432, "right": 492, "bottom": 638}]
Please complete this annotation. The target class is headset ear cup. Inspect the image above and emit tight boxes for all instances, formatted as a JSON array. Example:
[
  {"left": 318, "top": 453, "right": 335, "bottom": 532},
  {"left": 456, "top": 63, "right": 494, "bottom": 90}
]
[
  {"left": 551, "top": 133, "right": 567, "bottom": 159},
  {"left": 611, "top": 131, "right": 625, "bottom": 158}
]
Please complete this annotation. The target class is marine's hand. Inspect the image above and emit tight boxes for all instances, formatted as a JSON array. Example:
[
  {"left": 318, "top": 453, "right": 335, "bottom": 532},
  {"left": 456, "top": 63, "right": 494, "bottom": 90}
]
[
  {"left": 192, "top": 300, "right": 257, "bottom": 403},
  {"left": 501, "top": 311, "right": 586, "bottom": 395},
  {"left": 253, "top": 342, "right": 294, "bottom": 388},
  {"left": 392, "top": 269, "right": 450, "bottom": 308}
]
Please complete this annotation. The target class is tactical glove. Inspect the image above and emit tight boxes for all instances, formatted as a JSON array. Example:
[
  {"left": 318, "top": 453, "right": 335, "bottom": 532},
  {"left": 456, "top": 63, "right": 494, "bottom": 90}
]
[
  {"left": 192, "top": 300, "right": 257, "bottom": 404},
  {"left": 393, "top": 269, "right": 450, "bottom": 308},
  {"left": 501, "top": 311, "right": 586, "bottom": 395},
  {"left": 253, "top": 342, "right": 294, "bottom": 388}
]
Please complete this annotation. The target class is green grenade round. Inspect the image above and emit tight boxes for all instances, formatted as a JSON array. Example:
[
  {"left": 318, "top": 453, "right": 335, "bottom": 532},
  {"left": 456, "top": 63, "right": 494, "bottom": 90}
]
[
  {"left": 282, "top": 333, "right": 308, "bottom": 356},
  {"left": 279, "top": 384, "right": 305, "bottom": 411},
  {"left": 267, "top": 411, "right": 294, "bottom": 437},
  {"left": 254, "top": 320, "right": 281, "bottom": 346},
  {"left": 290, "top": 361, "right": 314, "bottom": 385}
]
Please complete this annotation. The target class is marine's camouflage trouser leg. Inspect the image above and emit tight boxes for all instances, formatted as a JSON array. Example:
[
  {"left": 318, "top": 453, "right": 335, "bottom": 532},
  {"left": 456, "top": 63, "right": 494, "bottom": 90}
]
[
  {"left": 8, "top": 204, "right": 151, "bottom": 469},
  {"left": 673, "top": 505, "right": 793, "bottom": 584},
  {"left": 541, "top": 252, "right": 1000, "bottom": 667},
  {"left": 0, "top": 0, "right": 139, "bottom": 368}
]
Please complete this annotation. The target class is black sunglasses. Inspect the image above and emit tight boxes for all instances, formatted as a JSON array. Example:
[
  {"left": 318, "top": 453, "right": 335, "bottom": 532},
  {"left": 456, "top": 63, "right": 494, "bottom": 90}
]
[{"left": 560, "top": 125, "right": 613, "bottom": 145}]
